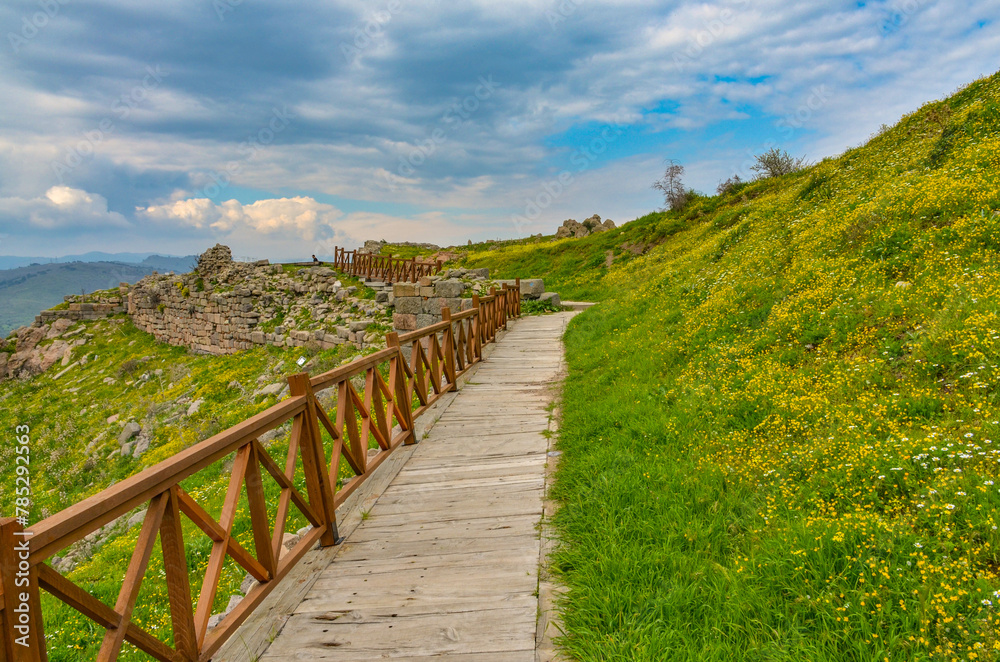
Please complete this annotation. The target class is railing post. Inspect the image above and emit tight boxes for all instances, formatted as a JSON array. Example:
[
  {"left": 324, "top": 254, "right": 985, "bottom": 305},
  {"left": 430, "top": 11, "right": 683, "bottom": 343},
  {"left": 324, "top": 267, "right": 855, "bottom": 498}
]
[
  {"left": 471, "top": 294, "right": 484, "bottom": 356},
  {"left": 441, "top": 308, "right": 458, "bottom": 389},
  {"left": 386, "top": 333, "right": 418, "bottom": 444},
  {"left": 0, "top": 518, "right": 46, "bottom": 661},
  {"left": 515, "top": 277, "right": 521, "bottom": 317},
  {"left": 435, "top": 258, "right": 443, "bottom": 274},
  {"left": 500, "top": 286, "right": 509, "bottom": 330},
  {"left": 490, "top": 287, "right": 499, "bottom": 339},
  {"left": 287, "top": 374, "right": 341, "bottom": 546}
]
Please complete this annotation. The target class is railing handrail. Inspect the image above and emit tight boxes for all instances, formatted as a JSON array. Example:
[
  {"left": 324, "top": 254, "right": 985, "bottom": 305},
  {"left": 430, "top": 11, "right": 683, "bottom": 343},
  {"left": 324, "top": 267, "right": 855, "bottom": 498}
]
[
  {"left": 326, "top": 246, "right": 444, "bottom": 283},
  {"left": 0, "top": 281, "right": 522, "bottom": 662}
]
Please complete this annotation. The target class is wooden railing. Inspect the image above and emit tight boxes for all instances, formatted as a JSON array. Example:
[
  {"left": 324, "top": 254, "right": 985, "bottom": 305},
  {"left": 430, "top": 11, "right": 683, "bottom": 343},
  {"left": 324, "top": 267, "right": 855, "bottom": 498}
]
[
  {"left": 0, "top": 287, "right": 522, "bottom": 662},
  {"left": 330, "top": 247, "right": 443, "bottom": 283}
]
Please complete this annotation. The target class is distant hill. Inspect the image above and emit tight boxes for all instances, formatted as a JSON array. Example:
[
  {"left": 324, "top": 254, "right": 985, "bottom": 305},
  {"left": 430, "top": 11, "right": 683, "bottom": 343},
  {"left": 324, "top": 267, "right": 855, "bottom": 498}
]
[
  {"left": 0, "top": 256, "right": 196, "bottom": 336},
  {"left": 0, "top": 252, "right": 196, "bottom": 271}
]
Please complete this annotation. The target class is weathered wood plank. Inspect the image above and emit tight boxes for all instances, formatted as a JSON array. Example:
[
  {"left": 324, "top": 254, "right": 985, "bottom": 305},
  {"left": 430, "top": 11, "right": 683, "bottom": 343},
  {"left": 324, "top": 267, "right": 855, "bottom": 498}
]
[
  {"left": 266, "top": 603, "right": 537, "bottom": 660},
  {"left": 332, "top": 533, "right": 540, "bottom": 564}
]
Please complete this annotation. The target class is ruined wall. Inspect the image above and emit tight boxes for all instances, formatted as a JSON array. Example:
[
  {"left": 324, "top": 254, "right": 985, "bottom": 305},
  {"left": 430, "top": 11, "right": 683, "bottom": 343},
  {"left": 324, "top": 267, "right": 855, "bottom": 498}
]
[{"left": 128, "top": 245, "right": 393, "bottom": 355}]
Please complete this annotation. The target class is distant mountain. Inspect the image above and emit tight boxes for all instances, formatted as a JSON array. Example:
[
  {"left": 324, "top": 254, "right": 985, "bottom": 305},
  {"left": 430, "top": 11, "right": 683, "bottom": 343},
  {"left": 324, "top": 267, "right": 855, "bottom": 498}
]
[
  {"left": 0, "top": 257, "right": 196, "bottom": 336},
  {"left": 0, "top": 252, "right": 197, "bottom": 271}
]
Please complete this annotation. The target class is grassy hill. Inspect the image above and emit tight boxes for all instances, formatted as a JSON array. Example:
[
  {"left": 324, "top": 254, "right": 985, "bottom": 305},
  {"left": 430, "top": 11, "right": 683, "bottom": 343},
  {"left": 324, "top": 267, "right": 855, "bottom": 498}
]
[
  {"left": 461, "top": 72, "right": 1000, "bottom": 660},
  {"left": 0, "top": 256, "right": 195, "bottom": 336}
]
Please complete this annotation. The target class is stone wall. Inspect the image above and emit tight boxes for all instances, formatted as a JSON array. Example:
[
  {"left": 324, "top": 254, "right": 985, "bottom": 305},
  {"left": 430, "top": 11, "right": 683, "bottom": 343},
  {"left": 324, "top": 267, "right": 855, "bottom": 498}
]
[
  {"left": 391, "top": 272, "right": 546, "bottom": 335},
  {"left": 128, "top": 249, "right": 393, "bottom": 355},
  {"left": 391, "top": 277, "right": 475, "bottom": 332},
  {"left": 33, "top": 287, "right": 129, "bottom": 326}
]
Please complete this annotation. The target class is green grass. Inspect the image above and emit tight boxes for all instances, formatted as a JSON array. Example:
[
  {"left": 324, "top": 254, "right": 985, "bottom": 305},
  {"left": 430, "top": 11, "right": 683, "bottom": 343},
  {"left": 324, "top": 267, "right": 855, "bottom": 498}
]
[
  {"left": 454, "top": 205, "right": 740, "bottom": 301},
  {"left": 473, "top": 71, "right": 1000, "bottom": 660}
]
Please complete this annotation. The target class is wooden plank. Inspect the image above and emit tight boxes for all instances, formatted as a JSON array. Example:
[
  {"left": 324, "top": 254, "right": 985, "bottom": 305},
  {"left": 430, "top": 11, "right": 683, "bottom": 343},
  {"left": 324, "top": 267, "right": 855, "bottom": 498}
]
[
  {"left": 396, "top": 456, "right": 546, "bottom": 480},
  {"left": 346, "top": 514, "right": 539, "bottom": 544},
  {"left": 294, "top": 592, "right": 539, "bottom": 621},
  {"left": 265, "top": 604, "right": 536, "bottom": 660},
  {"left": 331, "top": 533, "right": 540, "bottom": 565},
  {"left": 309, "top": 547, "right": 538, "bottom": 581}
]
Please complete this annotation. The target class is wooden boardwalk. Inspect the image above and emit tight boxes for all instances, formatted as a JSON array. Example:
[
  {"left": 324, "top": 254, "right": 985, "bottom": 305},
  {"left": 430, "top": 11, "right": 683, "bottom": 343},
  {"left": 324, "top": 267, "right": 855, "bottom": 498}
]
[{"left": 256, "top": 312, "right": 575, "bottom": 661}]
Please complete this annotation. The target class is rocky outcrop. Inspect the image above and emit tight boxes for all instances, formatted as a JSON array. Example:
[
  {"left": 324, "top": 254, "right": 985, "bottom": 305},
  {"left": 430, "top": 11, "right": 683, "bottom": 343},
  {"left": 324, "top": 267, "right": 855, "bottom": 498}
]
[
  {"left": 357, "top": 239, "right": 386, "bottom": 255},
  {"left": 554, "top": 214, "right": 616, "bottom": 239},
  {"left": 0, "top": 321, "right": 90, "bottom": 381},
  {"left": 196, "top": 243, "right": 234, "bottom": 275}
]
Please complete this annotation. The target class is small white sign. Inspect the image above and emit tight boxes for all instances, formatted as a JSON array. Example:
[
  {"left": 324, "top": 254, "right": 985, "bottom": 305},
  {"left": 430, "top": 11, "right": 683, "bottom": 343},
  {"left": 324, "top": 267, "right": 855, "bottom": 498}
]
[{"left": 296, "top": 356, "right": 307, "bottom": 367}]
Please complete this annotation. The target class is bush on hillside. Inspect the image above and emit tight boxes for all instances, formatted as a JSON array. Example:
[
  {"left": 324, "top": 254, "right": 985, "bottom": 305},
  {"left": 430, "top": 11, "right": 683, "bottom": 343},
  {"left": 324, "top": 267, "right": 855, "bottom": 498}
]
[{"left": 750, "top": 147, "right": 808, "bottom": 179}]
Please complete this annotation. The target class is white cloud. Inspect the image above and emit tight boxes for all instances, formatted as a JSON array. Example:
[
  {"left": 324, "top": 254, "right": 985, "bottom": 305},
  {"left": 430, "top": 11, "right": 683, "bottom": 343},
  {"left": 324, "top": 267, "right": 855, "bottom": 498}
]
[
  {"left": 0, "top": 186, "right": 128, "bottom": 230},
  {"left": 139, "top": 196, "right": 343, "bottom": 241}
]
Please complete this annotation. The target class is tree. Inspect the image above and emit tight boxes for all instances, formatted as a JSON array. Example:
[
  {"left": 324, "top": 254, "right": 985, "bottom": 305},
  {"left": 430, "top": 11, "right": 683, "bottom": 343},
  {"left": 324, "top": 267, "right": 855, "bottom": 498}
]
[
  {"left": 750, "top": 148, "right": 808, "bottom": 179},
  {"left": 716, "top": 174, "right": 743, "bottom": 196},
  {"left": 652, "top": 159, "right": 693, "bottom": 211}
]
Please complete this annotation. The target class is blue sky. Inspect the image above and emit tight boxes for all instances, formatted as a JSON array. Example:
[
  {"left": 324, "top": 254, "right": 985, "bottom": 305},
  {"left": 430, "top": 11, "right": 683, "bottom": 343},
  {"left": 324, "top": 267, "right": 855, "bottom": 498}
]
[{"left": 0, "top": 0, "right": 997, "bottom": 260}]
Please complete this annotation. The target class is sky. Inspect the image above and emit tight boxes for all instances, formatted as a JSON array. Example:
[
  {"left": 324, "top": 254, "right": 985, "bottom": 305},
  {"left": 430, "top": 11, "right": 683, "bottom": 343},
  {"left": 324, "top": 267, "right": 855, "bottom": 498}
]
[{"left": 0, "top": 0, "right": 997, "bottom": 261}]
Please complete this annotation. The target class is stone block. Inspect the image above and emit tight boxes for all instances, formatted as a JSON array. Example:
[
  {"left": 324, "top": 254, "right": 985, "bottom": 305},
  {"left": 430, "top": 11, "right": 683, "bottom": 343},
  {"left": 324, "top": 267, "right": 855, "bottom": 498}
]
[
  {"left": 394, "top": 296, "right": 423, "bottom": 315},
  {"left": 349, "top": 320, "right": 371, "bottom": 332},
  {"left": 441, "top": 297, "right": 463, "bottom": 314},
  {"left": 250, "top": 331, "right": 265, "bottom": 344},
  {"left": 496, "top": 278, "right": 544, "bottom": 299},
  {"left": 418, "top": 276, "right": 434, "bottom": 287},
  {"left": 415, "top": 314, "right": 436, "bottom": 329},
  {"left": 375, "top": 291, "right": 389, "bottom": 303},
  {"left": 336, "top": 326, "right": 351, "bottom": 339},
  {"left": 434, "top": 279, "right": 465, "bottom": 298},
  {"left": 461, "top": 298, "right": 474, "bottom": 311},
  {"left": 419, "top": 286, "right": 435, "bottom": 297},
  {"left": 422, "top": 297, "right": 443, "bottom": 314},
  {"left": 469, "top": 267, "right": 490, "bottom": 279},
  {"left": 393, "top": 313, "right": 417, "bottom": 330},
  {"left": 540, "top": 292, "right": 561, "bottom": 306},
  {"left": 393, "top": 282, "right": 418, "bottom": 297}
]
